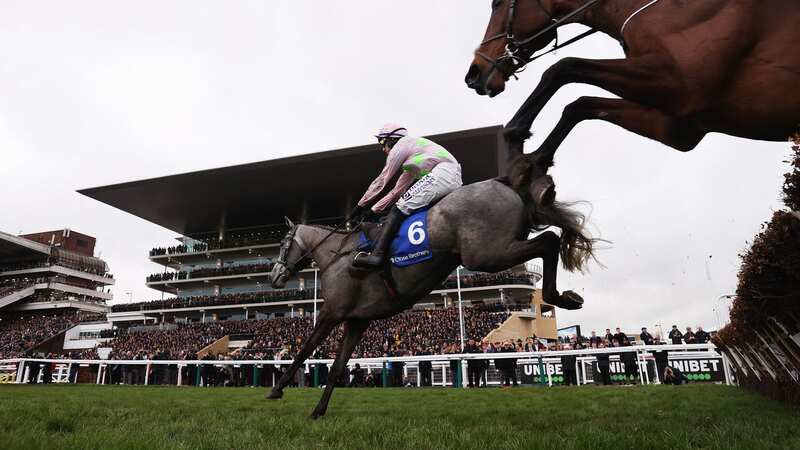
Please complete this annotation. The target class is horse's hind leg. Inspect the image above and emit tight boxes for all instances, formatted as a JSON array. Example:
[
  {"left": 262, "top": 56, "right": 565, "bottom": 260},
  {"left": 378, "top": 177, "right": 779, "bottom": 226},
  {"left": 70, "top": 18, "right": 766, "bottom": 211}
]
[
  {"left": 505, "top": 55, "right": 674, "bottom": 155},
  {"left": 532, "top": 97, "right": 704, "bottom": 167},
  {"left": 463, "top": 231, "right": 581, "bottom": 309},
  {"left": 531, "top": 232, "right": 583, "bottom": 310},
  {"left": 267, "top": 314, "right": 338, "bottom": 400},
  {"left": 310, "top": 319, "right": 369, "bottom": 420}
]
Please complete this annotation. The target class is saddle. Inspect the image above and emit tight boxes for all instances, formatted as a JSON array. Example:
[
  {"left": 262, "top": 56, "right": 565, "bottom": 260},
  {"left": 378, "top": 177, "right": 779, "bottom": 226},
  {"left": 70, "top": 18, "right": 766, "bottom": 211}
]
[{"left": 359, "top": 220, "right": 385, "bottom": 244}]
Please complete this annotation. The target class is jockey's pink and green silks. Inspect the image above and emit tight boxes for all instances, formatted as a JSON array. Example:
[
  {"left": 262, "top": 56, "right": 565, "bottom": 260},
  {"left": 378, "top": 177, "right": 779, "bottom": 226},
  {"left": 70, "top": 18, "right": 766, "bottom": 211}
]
[{"left": 358, "top": 136, "right": 461, "bottom": 213}]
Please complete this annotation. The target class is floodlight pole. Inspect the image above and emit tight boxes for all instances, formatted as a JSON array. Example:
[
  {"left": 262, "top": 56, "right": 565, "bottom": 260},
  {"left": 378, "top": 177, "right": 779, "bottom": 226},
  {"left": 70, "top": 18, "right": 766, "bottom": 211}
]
[
  {"left": 714, "top": 294, "right": 736, "bottom": 330},
  {"left": 313, "top": 268, "right": 318, "bottom": 326},
  {"left": 457, "top": 266, "right": 465, "bottom": 351}
]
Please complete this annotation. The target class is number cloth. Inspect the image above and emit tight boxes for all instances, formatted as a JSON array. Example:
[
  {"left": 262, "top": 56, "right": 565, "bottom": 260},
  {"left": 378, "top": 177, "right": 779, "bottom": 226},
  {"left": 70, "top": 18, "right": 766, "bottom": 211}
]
[
  {"left": 358, "top": 136, "right": 461, "bottom": 213},
  {"left": 357, "top": 208, "right": 433, "bottom": 267}
]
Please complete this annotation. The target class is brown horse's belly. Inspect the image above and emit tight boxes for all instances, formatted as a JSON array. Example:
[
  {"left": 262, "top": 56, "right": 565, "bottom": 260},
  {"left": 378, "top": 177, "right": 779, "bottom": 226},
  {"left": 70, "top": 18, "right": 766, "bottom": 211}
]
[
  {"left": 663, "top": 7, "right": 800, "bottom": 141},
  {"left": 697, "top": 50, "right": 800, "bottom": 141}
]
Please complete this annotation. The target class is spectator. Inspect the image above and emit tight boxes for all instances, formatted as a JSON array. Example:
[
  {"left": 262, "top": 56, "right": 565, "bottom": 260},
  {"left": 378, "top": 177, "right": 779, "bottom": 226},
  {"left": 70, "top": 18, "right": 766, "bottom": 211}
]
[
  {"left": 614, "top": 328, "right": 628, "bottom": 346},
  {"left": 652, "top": 342, "right": 670, "bottom": 382},
  {"left": 416, "top": 346, "right": 433, "bottom": 387},
  {"left": 640, "top": 327, "right": 654, "bottom": 345},
  {"left": 593, "top": 341, "right": 611, "bottom": 386},
  {"left": 349, "top": 363, "right": 365, "bottom": 387},
  {"left": 668, "top": 325, "right": 684, "bottom": 344},
  {"left": 560, "top": 345, "right": 578, "bottom": 386},
  {"left": 498, "top": 341, "right": 519, "bottom": 387},
  {"left": 684, "top": 327, "right": 696, "bottom": 344},
  {"left": 620, "top": 340, "right": 638, "bottom": 384},
  {"left": 604, "top": 328, "right": 614, "bottom": 344},
  {"left": 694, "top": 326, "right": 710, "bottom": 344},
  {"left": 663, "top": 365, "right": 689, "bottom": 385},
  {"left": 464, "top": 338, "right": 482, "bottom": 388}
]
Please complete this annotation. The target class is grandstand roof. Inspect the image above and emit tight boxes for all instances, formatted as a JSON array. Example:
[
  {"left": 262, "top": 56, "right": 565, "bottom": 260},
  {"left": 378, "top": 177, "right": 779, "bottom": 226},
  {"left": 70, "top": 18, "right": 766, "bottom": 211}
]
[
  {"left": 0, "top": 231, "right": 51, "bottom": 260},
  {"left": 78, "top": 125, "right": 508, "bottom": 237}
]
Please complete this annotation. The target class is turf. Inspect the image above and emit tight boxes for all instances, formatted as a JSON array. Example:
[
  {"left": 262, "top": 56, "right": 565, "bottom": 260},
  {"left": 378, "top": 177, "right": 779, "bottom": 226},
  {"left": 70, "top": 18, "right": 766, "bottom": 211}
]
[{"left": 0, "top": 384, "right": 797, "bottom": 450}]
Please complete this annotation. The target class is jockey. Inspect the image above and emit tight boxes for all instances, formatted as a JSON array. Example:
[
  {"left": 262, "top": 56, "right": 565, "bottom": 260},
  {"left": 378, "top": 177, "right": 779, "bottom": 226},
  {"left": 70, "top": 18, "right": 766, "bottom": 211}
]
[{"left": 351, "top": 123, "right": 462, "bottom": 268}]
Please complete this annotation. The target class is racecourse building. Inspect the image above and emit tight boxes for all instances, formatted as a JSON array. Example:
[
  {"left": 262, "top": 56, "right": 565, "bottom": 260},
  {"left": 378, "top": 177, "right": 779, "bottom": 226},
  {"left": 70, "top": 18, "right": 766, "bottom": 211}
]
[
  {"left": 0, "top": 229, "right": 112, "bottom": 313},
  {"left": 80, "top": 125, "right": 557, "bottom": 346},
  {"left": 0, "top": 229, "right": 112, "bottom": 359}
]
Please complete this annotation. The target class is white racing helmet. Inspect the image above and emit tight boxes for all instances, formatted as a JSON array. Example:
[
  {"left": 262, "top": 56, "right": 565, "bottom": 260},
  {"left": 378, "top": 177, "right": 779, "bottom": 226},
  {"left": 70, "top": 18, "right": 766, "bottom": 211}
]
[{"left": 375, "top": 123, "right": 408, "bottom": 140}]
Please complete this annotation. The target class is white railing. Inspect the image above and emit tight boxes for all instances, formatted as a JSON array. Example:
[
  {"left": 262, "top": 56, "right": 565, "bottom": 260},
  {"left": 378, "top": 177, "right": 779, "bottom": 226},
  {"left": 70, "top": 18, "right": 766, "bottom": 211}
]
[{"left": 0, "top": 344, "right": 729, "bottom": 387}]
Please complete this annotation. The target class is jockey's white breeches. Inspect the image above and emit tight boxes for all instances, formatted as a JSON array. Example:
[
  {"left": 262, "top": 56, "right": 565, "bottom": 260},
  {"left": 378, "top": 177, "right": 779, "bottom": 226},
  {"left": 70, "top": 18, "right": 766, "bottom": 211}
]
[{"left": 396, "top": 162, "right": 462, "bottom": 215}]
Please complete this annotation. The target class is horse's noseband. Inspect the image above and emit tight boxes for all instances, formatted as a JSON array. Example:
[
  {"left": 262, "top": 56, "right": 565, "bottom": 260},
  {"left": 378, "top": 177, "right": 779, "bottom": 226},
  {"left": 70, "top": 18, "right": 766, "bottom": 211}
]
[
  {"left": 276, "top": 226, "right": 301, "bottom": 276},
  {"left": 477, "top": 0, "right": 602, "bottom": 79}
]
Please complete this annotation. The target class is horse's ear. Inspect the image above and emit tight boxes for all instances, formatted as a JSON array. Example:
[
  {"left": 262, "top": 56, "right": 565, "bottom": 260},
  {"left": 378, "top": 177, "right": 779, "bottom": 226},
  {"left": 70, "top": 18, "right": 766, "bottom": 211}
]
[{"left": 285, "top": 217, "right": 295, "bottom": 228}]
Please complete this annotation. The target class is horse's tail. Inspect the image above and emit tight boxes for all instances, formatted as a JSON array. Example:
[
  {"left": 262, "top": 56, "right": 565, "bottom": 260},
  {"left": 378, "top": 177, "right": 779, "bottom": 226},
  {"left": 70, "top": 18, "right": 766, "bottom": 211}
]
[{"left": 507, "top": 154, "right": 597, "bottom": 272}]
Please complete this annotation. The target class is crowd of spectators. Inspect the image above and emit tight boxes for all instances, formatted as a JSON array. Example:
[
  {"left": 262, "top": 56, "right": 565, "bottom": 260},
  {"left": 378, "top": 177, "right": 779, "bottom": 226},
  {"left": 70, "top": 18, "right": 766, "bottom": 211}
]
[
  {"left": 0, "top": 311, "right": 104, "bottom": 359},
  {"left": 0, "top": 261, "right": 49, "bottom": 273},
  {"left": 150, "top": 229, "right": 289, "bottom": 257},
  {"left": 50, "top": 254, "right": 111, "bottom": 277},
  {"left": 0, "top": 258, "right": 112, "bottom": 279},
  {"left": 441, "top": 271, "right": 536, "bottom": 289},
  {"left": 146, "top": 262, "right": 276, "bottom": 283},
  {"left": 111, "top": 289, "right": 316, "bottom": 312},
  {"left": 133, "top": 272, "right": 534, "bottom": 312},
  {"left": 150, "top": 244, "right": 194, "bottom": 256},
  {"left": 101, "top": 306, "right": 512, "bottom": 361},
  {"left": 0, "top": 277, "right": 39, "bottom": 297}
]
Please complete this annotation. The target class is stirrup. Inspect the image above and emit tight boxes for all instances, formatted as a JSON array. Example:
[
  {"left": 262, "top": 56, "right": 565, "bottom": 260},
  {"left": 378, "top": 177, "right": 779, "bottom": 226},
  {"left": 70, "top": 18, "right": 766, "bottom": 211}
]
[{"left": 352, "top": 251, "right": 383, "bottom": 268}]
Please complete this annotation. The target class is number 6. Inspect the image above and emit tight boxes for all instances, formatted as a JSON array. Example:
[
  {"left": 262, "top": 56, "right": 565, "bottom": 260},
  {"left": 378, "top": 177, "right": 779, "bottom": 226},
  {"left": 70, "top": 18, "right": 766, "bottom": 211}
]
[{"left": 408, "top": 221, "right": 426, "bottom": 245}]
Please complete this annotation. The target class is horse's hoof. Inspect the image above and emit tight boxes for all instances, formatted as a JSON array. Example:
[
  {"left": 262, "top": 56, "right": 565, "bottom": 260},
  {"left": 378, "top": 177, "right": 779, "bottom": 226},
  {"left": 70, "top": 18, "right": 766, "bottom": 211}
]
[
  {"left": 546, "top": 290, "right": 583, "bottom": 310},
  {"left": 308, "top": 410, "right": 325, "bottom": 420},
  {"left": 558, "top": 290, "right": 584, "bottom": 310},
  {"left": 266, "top": 389, "right": 283, "bottom": 400}
]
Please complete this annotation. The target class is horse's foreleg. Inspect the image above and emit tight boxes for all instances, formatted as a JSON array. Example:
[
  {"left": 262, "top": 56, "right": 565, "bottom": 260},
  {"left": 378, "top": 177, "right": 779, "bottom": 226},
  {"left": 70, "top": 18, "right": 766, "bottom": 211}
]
[
  {"left": 267, "top": 315, "right": 337, "bottom": 400},
  {"left": 532, "top": 97, "right": 705, "bottom": 166},
  {"left": 309, "top": 319, "right": 369, "bottom": 420},
  {"left": 505, "top": 56, "right": 671, "bottom": 157}
]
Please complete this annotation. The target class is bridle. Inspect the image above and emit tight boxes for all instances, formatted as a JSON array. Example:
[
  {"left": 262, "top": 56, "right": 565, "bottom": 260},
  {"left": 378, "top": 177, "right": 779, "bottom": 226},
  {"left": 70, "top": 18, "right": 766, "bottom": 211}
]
[
  {"left": 274, "top": 225, "right": 305, "bottom": 278},
  {"left": 273, "top": 220, "right": 349, "bottom": 281},
  {"left": 475, "top": 0, "right": 601, "bottom": 81}
]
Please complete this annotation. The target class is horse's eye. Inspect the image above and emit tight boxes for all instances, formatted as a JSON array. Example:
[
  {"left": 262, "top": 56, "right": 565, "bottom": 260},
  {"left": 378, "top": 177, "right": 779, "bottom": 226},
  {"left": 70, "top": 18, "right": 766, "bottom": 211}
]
[{"left": 492, "top": 0, "right": 503, "bottom": 10}]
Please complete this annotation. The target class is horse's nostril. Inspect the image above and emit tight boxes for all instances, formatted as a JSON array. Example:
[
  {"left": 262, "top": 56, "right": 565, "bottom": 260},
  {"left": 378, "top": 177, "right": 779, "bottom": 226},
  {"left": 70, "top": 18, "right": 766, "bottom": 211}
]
[{"left": 465, "top": 64, "right": 481, "bottom": 86}]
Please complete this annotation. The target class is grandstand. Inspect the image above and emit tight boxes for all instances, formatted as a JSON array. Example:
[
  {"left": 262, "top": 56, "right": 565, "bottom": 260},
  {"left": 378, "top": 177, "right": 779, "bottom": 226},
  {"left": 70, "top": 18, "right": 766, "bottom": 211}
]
[
  {"left": 0, "top": 229, "right": 112, "bottom": 359},
  {"left": 69, "top": 126, "right": 554, "bottom": 359}
]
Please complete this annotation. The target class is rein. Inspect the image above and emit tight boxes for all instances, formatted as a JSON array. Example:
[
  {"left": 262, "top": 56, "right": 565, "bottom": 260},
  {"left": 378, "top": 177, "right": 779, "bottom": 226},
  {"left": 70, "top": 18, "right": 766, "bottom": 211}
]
[
  {"left": 277, "top": 220, "right": 367, "bottom": 276},
  {"left": 476, "top": 0, "right": 602, "bottom": 80},
  {"left": 277, "top": 222, "right": 345, "bottom": 276}
]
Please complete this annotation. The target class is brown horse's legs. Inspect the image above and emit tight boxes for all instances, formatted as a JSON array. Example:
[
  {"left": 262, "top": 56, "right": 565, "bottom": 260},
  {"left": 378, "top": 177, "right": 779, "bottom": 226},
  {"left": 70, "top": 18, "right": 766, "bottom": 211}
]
[
  {"left": 505, "top": 56, "right": 673, "bottom": 156},
  {"left": 533, "top": 97, "right": 705, "bottom": 166},
  {"left": 267, "top": 315, "right": 338, "bottom": 399},
  {"left": 310, "top": 319, "right": 369, "bottom": 420}
]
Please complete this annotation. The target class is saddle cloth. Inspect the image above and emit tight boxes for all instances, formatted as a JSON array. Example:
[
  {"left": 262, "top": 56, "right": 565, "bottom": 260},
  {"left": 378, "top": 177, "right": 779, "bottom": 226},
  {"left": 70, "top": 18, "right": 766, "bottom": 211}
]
[{"left": 357, "top": 208, "right": 432, "bottom": 267}]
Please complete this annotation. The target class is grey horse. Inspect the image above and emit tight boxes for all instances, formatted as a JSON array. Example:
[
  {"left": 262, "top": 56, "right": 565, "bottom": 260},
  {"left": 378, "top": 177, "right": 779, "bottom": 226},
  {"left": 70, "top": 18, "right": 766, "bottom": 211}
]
[{"left": 268, "top": 170, "right": 593, "bottom": 419}]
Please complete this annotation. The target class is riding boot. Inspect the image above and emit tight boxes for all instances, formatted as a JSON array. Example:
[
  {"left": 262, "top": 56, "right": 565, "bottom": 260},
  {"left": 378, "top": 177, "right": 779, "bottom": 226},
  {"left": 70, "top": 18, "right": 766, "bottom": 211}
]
[{"left": 353, "top": 207, "right": 406, "bottom": 268}]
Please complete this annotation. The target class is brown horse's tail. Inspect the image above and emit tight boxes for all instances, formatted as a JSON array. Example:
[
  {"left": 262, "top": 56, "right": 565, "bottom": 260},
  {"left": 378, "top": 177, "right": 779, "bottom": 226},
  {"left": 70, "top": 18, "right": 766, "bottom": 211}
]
[{"left": 507, "top": 154, "right": 597, "bottom": 272}]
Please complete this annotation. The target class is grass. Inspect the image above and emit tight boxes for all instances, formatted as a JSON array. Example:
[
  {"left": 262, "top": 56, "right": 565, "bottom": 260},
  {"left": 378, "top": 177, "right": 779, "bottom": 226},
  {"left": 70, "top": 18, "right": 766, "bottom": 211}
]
[{"left": 0, "top": 384, "right": 797, "bottom": 450}]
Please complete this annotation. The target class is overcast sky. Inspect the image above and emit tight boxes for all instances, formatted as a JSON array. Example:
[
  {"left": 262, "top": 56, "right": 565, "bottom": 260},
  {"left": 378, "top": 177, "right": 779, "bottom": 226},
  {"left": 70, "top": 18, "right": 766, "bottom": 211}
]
[{"left": 0, "top": 1, "right": 791, "bottom": 335}]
